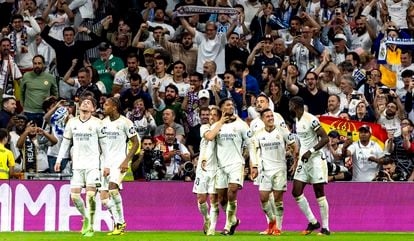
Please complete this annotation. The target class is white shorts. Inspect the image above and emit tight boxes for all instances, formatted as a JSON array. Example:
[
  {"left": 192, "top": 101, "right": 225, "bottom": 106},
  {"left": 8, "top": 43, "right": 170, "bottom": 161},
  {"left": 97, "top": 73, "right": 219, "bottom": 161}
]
[
  {"left": 258, "top": 169, "right": 287, "bottom": 192},
  {"left": 294, "top": 151, "right": 328, "bottom": 184},
  {"left": 215, "top": 163, "right": 244, "bottom": 189},
  {"left": 100, "top": 167, "right": 126, "bottom": 191},
  {"left": 71, "top": 169, "right": 100, "bottom": 188},
  {"left": 192, "top": 168, "right": 217, "bottom": 194}
]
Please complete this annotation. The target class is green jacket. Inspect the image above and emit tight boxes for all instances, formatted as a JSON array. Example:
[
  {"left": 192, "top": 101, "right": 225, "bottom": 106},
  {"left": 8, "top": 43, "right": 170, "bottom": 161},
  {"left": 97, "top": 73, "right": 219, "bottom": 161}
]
[
  {"left": 20, "top": 71, "right": 58, "bottom": 113},
  {"left": 92, "top": 55, "right": 124, "bottom": 94}
]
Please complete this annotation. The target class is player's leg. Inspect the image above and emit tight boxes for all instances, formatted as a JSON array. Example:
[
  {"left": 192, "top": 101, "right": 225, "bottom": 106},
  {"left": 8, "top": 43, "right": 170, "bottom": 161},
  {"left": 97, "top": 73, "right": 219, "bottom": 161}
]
[
  {"left": 83, "top": 169, "right": 99, "bottom": 237},
  {"left": 259, "top": 190, "right": 275, "bottom": 235},
  {"left": 108, "top": 181, "right": 126, "bottom": 233},
  {"left": 292, "top": 179, "right": 319, "bottom": 235},
  {"left": 208, "top": 193, "right": 219, "bottom": 235},
  {"left": 224, "top": 164, "right": 243, "bottom": 235},
  {"left": 273, "top": 169, "right": 287, "bottom": 234},
  {"left": 193, "top": 168, "right": 211, "bottom": 234},
  {"left": 314, "top": 183, "right": 330, "bottom": 235},
  {"left": 258, "top": 173, "right": 276, "bottom": 235},
  {"left": 70, "top": 170, "right": 89, "bottom": 235}
]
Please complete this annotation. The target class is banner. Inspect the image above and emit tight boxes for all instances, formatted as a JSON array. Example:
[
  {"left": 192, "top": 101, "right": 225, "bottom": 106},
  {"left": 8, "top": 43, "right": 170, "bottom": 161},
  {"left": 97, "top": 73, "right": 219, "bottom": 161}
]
[
  {"left": 319, "top": 116, "right": 388, "bottom": 148},
  {"left": 379, "top": 64, "right": 397, "bottom": 88}
]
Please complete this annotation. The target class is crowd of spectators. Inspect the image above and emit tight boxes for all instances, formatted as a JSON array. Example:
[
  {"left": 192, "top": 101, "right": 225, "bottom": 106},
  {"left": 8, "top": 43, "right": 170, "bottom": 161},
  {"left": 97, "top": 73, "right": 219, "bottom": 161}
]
[{"left": 1, "top": 0, "right": 414, "bottom": 182}]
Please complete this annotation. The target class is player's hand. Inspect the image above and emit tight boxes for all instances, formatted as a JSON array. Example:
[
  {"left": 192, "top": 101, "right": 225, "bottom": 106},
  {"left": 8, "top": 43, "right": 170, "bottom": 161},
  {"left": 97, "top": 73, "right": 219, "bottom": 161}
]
[
  {"left": 120, "top": 162, "right": 128, "bottom": 173},
  {"left": 250, "top": 167, "right": 258, "bottom": 180},
  {"left": 368, "top": 156, "right": 377, "bottom": 163},
  {"left": 54, "top": 163, "right": 61, "bottom": 172},
  {"left": 301, "top": 150, "right": 312, "bottom": 162},
  {"left": 289, "top": 159, "right": 298, "bottom": 175},
  {"left": 103, "top": 168, "right": 110, "bottom": 177}
]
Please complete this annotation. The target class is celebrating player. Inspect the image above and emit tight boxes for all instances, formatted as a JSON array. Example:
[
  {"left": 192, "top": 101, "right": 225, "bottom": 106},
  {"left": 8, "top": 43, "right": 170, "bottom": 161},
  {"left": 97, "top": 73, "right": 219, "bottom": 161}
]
[
  {"left": 205, "top": 98, "right": 254, "bottom": 235},
  {"left": 100, "top": 97, "right": 140, "bottom": 235},
  {"left": 251, "top": 108, "right": 296, "bottom": 235},
  {"left": 289, "top": 96, "right": 330, "bottom": 235},
  {"left": 55, "top": 94, "right": 108, "bottom": 237}
]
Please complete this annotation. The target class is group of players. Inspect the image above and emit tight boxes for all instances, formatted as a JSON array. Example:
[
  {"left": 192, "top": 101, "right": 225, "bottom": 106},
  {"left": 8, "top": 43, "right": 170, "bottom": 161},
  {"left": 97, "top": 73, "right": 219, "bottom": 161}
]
[
  {"left": 54, "top": 93, "right": 139, "bottom": 237},
  {"left": 55, "top": 91, "right": 329, "bottom": 237},
  {"left": 193, "top": 95, "right": 331, "bottom": 236}
]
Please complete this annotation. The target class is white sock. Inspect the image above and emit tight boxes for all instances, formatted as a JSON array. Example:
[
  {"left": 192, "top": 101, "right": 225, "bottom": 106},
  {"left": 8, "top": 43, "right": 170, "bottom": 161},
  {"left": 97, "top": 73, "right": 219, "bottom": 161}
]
[
  {"left": 275, "top": 201, "right": 284, "bottom": 230},
  {"left": 198, "top": 202, "right": 210, "bottom": 221},
  {"left": 110, "top": 189, "right": 125, "bottom": 224},
  {"left": 71, "top": 193, "right": 86, "bottom": 218},
  {"left": 266, "top": 193, "right": 276, "bottom": 223},
  {"left": 209, "top": 202, "right": 219, "bottom": 232},
  {"left": 261, "top": 201, "right": 275, "bottom": 222},
  {"left": 295, "top": 194, "right": 317, "bottom": 224},
  {"left": 225, "top": 201, "right": 237, "bottom": 230},
  {"left": 86, "top": 191, "right": 96, "bottom": 226},
  {"left": 101, "top": 198, "right": 118, "bottom": 224},
  {"left": 317, "top": 196, "right": 329, "bottom": 230}
]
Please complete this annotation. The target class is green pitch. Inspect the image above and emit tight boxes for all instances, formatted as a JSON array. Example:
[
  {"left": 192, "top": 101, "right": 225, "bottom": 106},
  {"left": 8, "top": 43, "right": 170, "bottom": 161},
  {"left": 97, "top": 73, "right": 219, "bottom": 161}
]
[{"left": 2, "top": 232, "right": 414, "bottom": 241}]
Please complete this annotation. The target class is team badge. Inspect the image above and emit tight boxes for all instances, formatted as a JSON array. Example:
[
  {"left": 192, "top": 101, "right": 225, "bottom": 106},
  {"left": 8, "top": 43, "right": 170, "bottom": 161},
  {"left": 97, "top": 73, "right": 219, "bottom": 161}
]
[{"left": 44, "top": 80, "right": 48, "bottom": 85}]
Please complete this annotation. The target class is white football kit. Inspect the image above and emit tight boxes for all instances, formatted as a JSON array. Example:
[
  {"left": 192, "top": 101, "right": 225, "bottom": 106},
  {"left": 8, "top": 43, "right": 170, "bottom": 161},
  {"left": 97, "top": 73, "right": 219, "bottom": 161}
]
[
  {"left": 193, "top": 124, "right": 218, "bottom": 194},
  {"left": 57, "top": 116, "right": 108, "bottom": 188},
  {"left": 101, "top": 115, "right": 139, "bottom": 189},
  {"left": 214, "top": 118, "right": 253, "bottom": 188},
  {"left": 294, "top": 112, "right": 328, "bottom": 184},
  {"left": 251, "top": 125, "right": 295, "bottom": 191}
]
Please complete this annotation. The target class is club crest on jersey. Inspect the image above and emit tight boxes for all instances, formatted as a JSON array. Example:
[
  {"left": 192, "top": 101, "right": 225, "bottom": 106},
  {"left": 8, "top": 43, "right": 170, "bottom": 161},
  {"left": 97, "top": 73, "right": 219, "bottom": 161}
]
[
  {"left": 247, "top": 130, "right": 253, "bottom": 138},
  {"left": 101, "top": 126, "right": 107, "bottom": 135}
]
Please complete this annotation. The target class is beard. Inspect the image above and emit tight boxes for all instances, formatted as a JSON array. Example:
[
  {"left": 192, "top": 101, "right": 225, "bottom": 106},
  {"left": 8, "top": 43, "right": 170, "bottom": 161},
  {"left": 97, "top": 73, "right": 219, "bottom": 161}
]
[
  {"left": 164, "top": 97, "right": 175, "bottom": 106},
  {"left": 34, "top": 67, "right": 42, "bottom": 75}
]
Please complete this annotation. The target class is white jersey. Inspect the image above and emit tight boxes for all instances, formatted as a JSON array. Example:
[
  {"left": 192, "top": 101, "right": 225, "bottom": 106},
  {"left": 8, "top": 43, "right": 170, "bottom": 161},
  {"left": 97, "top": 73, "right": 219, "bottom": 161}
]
[
  {"left": 214, "top": 118, "right": 252, "bottom": 167},
  {"left": 348, "top": 140, "right": 383, "bottom": 182},
  {"left": 146, "top": 73, "right": 174, "bottom": 99},
  {"left": 295, "top": 112, "right": 321, "bottom": 157},
  {"left": 61, "top": 116, "right": 106, "bottom": 170},
  {"left": 251, "top": 126, "right": 295, "bottom": 173},
  {"left": 377, "top": 113, "right": 401, "bottom": 138},
  {"left": 197, "top": 124, "right": 217, "bottom": 174},
  {"left": 102, "top": 115, "right": 138, "bottom": 168}
]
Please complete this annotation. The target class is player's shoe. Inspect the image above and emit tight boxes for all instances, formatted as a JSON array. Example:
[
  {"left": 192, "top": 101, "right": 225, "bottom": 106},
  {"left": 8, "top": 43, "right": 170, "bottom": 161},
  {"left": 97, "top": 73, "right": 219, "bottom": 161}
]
[
  {"left": 259, "top": 228, "right": 271, "bottom": 235},
  {"left": 220, "top": 229, "right": 230, "bottom": 236},
  {"left": 317, "top": 228, "right": 331, "bottom": 236},
  {"left": 83, "top": 229, "right": 94, "bottom": 237},
  {"left": 206, "top": 229, "right": 215, "bottom": 236},
  {"left": 272, "top": 228, "right": 282, "bottom": 236},
  {"left": 261, "top": 220, "right": 276, "bottom": 235},
  {"left": 81, "top": 217, "right": 90, "bottom": 235},
  {"left": 203, "top": 218, "right": 211, "bottom": 235},
  {"left": 301, "top": 221, "right": 321, "bottom": 235},
  {"left": 228, "top": 219, "right": 240, "bottom": 235},
  {"left": 107, "top": 223, "right": 126, "bottom": 236}
]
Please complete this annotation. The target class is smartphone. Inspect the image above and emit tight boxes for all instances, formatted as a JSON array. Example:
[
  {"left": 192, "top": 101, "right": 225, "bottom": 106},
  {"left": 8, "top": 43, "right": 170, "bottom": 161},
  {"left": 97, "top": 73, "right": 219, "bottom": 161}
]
[
  {"left": 347, "top": 131, "right": 352, "bottom": 139},
  {"left": 284, "top": 56, "right": 290, "bottom": 62},
  {"left": 173, "top": 143, "right": 179, "bottom": 150},
  {"left": 382, "top": 88, "right": 390, "bottom": 94},
  {"left": 351, "top": 94, "right": 359, "bottom": 99},
  {"left": 335, "top": 8, "right": 341, "bottom": 15}
]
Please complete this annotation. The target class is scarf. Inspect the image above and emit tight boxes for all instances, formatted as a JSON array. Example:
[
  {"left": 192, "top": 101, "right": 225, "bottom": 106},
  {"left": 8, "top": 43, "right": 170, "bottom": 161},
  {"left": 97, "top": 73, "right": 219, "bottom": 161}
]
[
  {"left": 24, "top": 136, "right": 37, "bottom": 173},
  {"left": 186, "top": 91, "right": 200, "bottom": 127},
  {"left": 50, "top": 106, "right": 68, "bottom": 136},
  {"left": 10, "top": 27, "right": 28, "bottom": 54},
  {"left": 174, "top": 5, "right": 239, "bottom": 17},
  {"left": 2, "top": 58, "right": 15, "bottom": 97}
]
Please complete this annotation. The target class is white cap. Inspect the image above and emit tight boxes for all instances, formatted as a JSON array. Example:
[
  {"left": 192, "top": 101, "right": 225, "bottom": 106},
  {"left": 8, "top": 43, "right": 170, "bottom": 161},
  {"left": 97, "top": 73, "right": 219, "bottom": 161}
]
[
  {"left": 334, "top": 33, "right": 347, "bottom": 41},
  {"left": 198, "top": 89, "right": 210, "bottom": 99}
]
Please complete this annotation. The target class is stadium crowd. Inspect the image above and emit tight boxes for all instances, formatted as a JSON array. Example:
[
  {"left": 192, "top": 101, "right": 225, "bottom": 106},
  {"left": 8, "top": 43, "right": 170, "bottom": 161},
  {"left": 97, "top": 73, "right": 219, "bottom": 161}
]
[{"left": 0, "top": 0, "right": 414, "bottom": 183}]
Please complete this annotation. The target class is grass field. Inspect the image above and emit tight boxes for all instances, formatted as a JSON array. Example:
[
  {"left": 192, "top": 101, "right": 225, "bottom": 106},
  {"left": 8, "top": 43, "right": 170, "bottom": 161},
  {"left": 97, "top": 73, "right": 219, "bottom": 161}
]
[{"left": 2, "top": 232, "right": 414, "bottom": 241}]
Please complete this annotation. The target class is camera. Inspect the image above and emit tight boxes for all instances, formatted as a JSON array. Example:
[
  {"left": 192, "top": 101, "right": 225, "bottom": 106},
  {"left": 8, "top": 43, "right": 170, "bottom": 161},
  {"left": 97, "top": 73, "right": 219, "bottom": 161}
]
[
  {"left": 143, "top": 149, "right": 165, "bottom": 181},
  {"left": 335, "top": 8, "right": 341, "bottom": 15},
  {"left": 183, "top": 161, "right": 195, "bottom": 179}
]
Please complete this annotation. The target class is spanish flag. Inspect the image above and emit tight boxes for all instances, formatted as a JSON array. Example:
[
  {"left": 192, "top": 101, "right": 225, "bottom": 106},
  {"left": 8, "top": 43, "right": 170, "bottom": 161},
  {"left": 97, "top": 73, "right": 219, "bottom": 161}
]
[{"left": 319, "top": 116, "right": 388, "bottom": 148}]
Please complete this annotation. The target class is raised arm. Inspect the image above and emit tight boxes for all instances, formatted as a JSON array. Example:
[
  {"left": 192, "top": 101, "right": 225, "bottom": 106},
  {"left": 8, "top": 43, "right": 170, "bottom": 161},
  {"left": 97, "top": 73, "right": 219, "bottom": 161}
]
[{"left": 179, "top": 17, "right": 196, "bottom": 37}]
